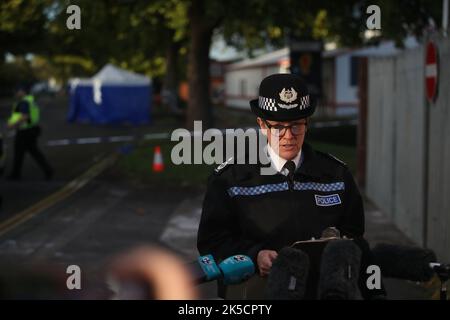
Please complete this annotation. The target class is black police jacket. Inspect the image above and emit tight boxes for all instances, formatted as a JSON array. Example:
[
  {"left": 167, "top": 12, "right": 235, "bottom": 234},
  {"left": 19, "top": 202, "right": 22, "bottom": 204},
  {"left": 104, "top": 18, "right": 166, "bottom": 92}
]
[{"left": 197, "top": 142, "right": 386, "bottom": 299}]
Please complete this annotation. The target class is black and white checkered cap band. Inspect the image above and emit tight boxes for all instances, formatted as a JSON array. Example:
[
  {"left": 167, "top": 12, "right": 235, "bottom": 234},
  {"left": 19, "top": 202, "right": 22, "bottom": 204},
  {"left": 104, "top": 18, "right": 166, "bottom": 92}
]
[
  {"left": 258, "top": 96, "right": 277, "bottom": 111},
  {"left": 259, "top": 95, "right": 310, "bottom": 111},
  {"left": 299, "top": 95, "right": 310, "bottom": 110}
]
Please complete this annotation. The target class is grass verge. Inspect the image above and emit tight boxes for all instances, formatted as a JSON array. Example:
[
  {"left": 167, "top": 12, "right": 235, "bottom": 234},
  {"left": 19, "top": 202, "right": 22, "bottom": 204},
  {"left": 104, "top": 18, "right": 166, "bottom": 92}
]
[{"left": 114, "top": 138, "right": 356, "bottom": 188}]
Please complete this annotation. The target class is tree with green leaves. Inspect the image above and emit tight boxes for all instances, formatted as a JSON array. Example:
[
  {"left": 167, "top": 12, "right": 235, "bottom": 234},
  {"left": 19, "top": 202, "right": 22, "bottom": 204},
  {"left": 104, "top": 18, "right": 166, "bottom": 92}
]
[
  {"left": 1, "top": 0, "right": 444, "bottom": 125},
  {"left": 185, "top": 0, "right": 443, "bottom": 128}
]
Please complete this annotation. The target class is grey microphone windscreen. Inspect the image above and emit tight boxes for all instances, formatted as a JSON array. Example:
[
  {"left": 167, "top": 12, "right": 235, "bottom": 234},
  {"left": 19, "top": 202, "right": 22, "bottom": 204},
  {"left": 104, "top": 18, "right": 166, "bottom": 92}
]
[
  {"left": 265, "top": 247, "right": 310, "bottom": 300},
  {"left": 318, "top": 239, "right": 362, "bottom": 300}
]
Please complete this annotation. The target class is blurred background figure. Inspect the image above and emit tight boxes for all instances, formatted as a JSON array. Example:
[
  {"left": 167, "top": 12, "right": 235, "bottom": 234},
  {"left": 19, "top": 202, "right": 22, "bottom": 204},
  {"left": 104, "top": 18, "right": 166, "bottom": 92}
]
[
  {"left": 6, "top": 84, "right": 53, "bottom": 181},
  {"left": 107, "top": 246, "right": 198, "bottom": 300},
  {"left": 0, "top": 246, "right": 198, "bottom": 300}
]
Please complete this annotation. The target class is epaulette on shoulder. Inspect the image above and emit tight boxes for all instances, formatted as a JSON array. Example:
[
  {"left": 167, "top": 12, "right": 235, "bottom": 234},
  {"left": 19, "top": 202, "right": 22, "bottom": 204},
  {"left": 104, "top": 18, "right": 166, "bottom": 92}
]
[
  {"left": 317, "top": 150, "right": 347, "bottom": 167},
  {"left": 214, "top": 157, "right": 234, "bottom": 175}
]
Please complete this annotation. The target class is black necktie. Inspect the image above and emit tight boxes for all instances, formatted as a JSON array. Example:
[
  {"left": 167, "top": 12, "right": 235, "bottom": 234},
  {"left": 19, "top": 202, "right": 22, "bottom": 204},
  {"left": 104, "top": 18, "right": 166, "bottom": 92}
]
[{"left": 283, "top": 160, "right": 296, "bottom": 188}]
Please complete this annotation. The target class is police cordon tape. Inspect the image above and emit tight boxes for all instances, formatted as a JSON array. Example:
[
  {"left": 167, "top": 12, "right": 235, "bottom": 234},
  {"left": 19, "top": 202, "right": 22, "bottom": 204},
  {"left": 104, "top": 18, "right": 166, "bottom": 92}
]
[
  {"left": 46, "top": 133, "right": 167, "bottom": 147},
  {"left": 37, "top": 119, "right": 357, "bottom": 147}
]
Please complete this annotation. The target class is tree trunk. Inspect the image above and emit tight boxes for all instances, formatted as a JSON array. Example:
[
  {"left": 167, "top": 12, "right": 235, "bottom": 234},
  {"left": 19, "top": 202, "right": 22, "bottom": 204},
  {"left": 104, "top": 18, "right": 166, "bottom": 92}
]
[
  {"left": 186, "top": 0, "right": 214, "bottom": 130},
  {"left": 162, "top": 38, "right": 181, "bottom": 113}
]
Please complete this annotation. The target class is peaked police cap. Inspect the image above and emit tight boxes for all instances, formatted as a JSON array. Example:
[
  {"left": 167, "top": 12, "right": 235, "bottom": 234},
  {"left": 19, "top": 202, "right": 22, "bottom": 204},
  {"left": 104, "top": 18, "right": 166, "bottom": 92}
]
[{"left": 250, "top": 73, "right": 316, "bottom": 121}]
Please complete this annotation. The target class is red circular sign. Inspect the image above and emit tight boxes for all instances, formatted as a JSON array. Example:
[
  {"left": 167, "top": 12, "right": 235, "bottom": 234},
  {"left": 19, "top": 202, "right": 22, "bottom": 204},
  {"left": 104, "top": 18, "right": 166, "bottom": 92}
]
[{"left": 425, "top": 41, "right": 439, "bottom": 103}]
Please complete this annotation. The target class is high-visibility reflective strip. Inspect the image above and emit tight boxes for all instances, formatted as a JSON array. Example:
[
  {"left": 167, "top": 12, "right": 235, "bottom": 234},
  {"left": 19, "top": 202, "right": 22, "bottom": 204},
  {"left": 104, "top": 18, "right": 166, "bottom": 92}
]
[
  {"left": 293, "top": 182, "right": 345, "bottom": 192},
  {"left": 228, "top": 182, "right": 289, "bottom": 197},
  {"left": 227, "top": 181, "right": 345, "bottom": 197}
]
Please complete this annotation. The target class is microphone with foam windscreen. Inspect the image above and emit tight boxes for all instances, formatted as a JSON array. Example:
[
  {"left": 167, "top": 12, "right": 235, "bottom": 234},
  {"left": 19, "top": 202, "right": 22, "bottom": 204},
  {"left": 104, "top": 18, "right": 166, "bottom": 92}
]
[
  {"left": 186, "top": 254, "right": 223, "bottom": 284},
  {"left": 372, "top": 243, "right": 450, "bottom": 300},
  {"left": 318, "top": 239, "right": 362, "bottom": 300},
  {"left": 218, "top": 254, "right": 255, "bottom": 285},
  {"left": 372, "top": 243, "right": 437, "bottom": 282},
  {"left": 265, "top": 247, "right": 310, "bottom": 300},
  {"left": 187, "top": 254, "right": 255, "bottom": 285}
]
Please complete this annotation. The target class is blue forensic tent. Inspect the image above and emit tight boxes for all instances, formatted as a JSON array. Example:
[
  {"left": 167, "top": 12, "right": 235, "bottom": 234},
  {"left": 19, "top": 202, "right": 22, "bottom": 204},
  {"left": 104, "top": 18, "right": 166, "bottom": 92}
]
[{"left": 68, "top": 64, "right": 151, "bottom": 125}]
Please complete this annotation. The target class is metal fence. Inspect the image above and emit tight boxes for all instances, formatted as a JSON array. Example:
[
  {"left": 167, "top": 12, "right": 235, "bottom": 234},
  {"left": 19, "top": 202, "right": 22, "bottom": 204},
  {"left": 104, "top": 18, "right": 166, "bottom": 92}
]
[{"left": 366, "top": 36, "right": 450, "bottom": 263}]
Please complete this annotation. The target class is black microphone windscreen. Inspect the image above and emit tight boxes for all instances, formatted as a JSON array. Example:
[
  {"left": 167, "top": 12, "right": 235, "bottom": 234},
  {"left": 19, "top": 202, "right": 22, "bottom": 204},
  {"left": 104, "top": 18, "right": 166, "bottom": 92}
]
[
  {"left": 265, "top": 247, "right": 310, "bottom": 300},
  {"left": 372, "top": 243, "right": 437, "bottom": 282},
  {"left": 318, "top": 239, "right": 362, "bottom": 300}
]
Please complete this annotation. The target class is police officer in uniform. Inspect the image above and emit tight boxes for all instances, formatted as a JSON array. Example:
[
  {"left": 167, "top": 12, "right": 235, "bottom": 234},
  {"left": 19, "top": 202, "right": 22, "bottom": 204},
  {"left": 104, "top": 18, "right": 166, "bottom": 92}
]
[
  {"left": 197, "top": 73, "right": 385, "bottom": 299},
  {"left": 7, "top": 85, "right": 53, "bottom": 180}
]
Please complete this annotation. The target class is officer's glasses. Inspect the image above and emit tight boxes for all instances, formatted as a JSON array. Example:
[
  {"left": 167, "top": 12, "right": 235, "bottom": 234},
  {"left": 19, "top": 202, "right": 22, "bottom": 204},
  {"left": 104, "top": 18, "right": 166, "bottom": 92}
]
[{"left": 263, "top": 120, "right": 307, "bottom": 137}]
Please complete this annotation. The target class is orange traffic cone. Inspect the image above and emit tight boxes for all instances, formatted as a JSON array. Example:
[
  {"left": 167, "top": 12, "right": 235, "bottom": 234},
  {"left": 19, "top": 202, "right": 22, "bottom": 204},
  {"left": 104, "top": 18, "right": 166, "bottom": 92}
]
[{"left": 152, "top": 146, "right": 164, "bottom": 172}]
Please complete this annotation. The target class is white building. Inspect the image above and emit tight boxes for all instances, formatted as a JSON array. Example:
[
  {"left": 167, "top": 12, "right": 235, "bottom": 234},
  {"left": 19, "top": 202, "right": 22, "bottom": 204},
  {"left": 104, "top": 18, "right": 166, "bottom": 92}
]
[
  {"left": 224, "top": 48, "right": 290, "bottom": 109},
  {"left": 224, "top": 38, "right": 419, "bottom": 117}
]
